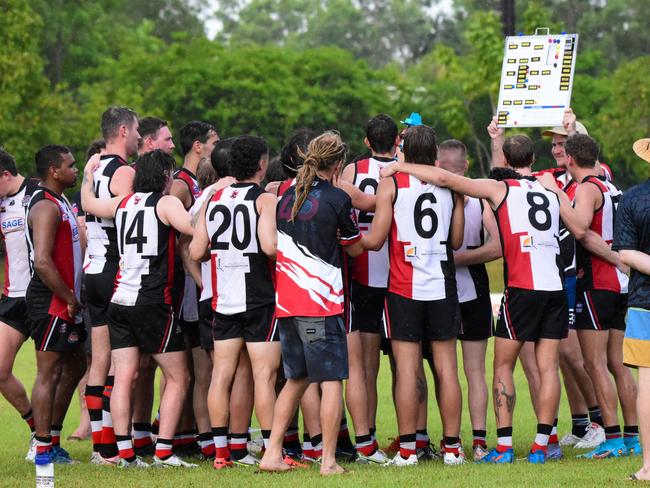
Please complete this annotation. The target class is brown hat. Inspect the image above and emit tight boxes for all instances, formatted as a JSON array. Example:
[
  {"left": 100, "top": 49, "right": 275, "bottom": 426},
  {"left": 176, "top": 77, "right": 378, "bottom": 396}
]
[
  {"left": 633, "top": 138, "right": 650, "bottom": 163},
  {"left": 542, "top": 121, "right": 589, "bottom": 137}
]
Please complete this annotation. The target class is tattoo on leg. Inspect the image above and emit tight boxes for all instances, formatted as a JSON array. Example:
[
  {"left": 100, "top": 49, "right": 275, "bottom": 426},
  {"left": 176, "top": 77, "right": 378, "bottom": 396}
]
[
  {"left": 416, "top": 375, "right": 426, "bottom": 404},
  {"left": 494, "top": 378, "right": 515, "bottom": 422}
]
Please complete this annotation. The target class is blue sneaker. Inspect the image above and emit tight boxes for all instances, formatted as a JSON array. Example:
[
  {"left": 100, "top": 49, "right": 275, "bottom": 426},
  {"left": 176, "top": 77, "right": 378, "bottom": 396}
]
[
  {"left": 51, "top": 446, "right": 75, "bottom": 464},
  {"left": 34, "top": 451, "right": 53, "bottom": 466},
  {"left": 624, "top": 436, "right": 642, "bottom": 456},
  {"left": 546, "top": 443, "right": 563, "bottom": 460},
  {"left": 579, "top": 439, "right": 628, "bottom": 459},
  {"left": 527, "top": 450, "right": 546, "bottom": 464},
  {"left": 479, "top": 448, "right": 514, "bottom": 464}
]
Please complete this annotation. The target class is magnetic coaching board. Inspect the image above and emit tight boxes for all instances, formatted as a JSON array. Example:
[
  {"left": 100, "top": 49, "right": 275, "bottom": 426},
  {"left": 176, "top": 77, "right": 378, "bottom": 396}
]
[{"left": 496, "top": 33, "right": 579, "bottom": 128}]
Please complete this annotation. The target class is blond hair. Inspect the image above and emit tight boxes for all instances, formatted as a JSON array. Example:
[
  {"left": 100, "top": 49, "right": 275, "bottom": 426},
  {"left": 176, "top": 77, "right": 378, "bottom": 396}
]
[{"left": 290, "top": 131, "right": 346, "bottom": 221}]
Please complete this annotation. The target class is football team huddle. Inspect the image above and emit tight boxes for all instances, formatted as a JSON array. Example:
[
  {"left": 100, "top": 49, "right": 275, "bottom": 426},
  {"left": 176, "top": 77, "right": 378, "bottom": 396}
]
[{"left": 0, "top": 105, "right": 648, "bottom": 477}]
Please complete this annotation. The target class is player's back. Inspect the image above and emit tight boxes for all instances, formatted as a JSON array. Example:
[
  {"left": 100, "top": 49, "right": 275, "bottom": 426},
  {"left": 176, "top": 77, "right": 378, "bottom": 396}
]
[
  {"left": 389, "top": 172, "right": 456, "bottom": 301},
  {"left": 496, "top": 177, "right": 562, "bottom": 291}
]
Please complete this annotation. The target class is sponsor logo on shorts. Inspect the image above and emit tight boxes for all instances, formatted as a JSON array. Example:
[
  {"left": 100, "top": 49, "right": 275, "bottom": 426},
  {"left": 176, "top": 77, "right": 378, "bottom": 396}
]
[
  {"left": 575, "top": 303, "right": 583, "bottom": 314},
  {"left": 68, "top": 331, "right": 78, "bottom": 343}
]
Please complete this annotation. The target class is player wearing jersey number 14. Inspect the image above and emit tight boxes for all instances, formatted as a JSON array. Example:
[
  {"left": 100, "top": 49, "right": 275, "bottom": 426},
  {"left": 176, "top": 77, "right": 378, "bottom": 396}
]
[
  {"left": 81, "top": 150, "right": 197, "bottom": 469},
  {"left": 381, "top": 134, "right": 568, "bottom": 465}
]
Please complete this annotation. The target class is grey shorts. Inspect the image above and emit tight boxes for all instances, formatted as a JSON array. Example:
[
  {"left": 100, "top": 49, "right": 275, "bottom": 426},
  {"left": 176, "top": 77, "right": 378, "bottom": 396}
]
[{"left": 278, "top": 315, "right": 348, "bottom": 383}]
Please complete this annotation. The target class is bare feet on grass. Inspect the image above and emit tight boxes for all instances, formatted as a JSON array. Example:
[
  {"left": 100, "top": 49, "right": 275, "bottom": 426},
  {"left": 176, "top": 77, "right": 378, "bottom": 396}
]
[
  {"left": 259, "top": 455, "right": 292, "bottom": 473},
  {"left": 632, "top": 467, "right": 650, "bottom": 481},
  {"left": 320, "top": 462, "right": 346, "bottom": 476}
]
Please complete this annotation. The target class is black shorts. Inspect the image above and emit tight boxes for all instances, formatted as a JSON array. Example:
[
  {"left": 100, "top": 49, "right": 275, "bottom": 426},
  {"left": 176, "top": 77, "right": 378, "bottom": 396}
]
[
  {"left": 108, "top": 303, "right": 185, "bottom": 354},
  {"left": 385, "top": 292, "right": 460, "bottom": 342},
  {"left": 180, "top": 320, "right": 200, "bottom": 349},
  {"left": 29, "top": 314, "right": 86, "bottom": 352},
  {"left": 496, "top": 288, "right": 568, "bottom": 341},
  {"left": 279, "top": 315, "right": 348, "bottom": 382},
  {"left": 458, "top": 294, "right": 494, "bottom": 341},
  {"left": 0, "top": 296, "right": 29, "bottom": 337},
  {"left": 85, "top": 269, "right": 117, "bottom": 327},
  {"left": 213, "top": 304, "right": 278, "bottom": 342},
  {"left": 350, "top": 281, "right": 386, "bottom": 334},
  {"left": 198, "top": 300, "right": 214, "bottom": 351},
  {"left": 575, "top": 290, "right": 627, "bottom": 331}
]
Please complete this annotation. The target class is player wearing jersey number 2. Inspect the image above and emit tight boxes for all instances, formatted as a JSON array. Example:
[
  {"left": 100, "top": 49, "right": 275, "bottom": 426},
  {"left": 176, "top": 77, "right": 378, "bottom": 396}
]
[
  {"left": 382, "top": 134, "right": 568, "bottom": 465},
  {"left": 82, "top": 150, "right": 197, "bottom": 469}
]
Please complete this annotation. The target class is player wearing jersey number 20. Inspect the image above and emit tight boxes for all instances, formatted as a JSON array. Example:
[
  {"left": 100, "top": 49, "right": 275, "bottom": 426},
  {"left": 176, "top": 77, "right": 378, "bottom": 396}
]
[{"left": 81, "top": 150, "right": 197, "bottom": 469}]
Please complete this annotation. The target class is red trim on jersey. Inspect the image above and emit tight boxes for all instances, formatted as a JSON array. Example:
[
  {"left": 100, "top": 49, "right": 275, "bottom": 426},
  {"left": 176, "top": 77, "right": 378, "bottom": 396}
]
[
  {"left": 356, "top": 158, "right": 370, "bottom": 174},
  {"left": 384, "top": 297, "right": 392, "bottom": 338},
  {"left": 210, "top": 253, "right": 218, "bottom": 312},
  {"left": 164, "top": 229, "right": 175, "bottom": 305},
  {"left": 496, "top": 187, "right": 535, "bottom": 290},
  {"left": 278, "top": 179, "right": 294, "bottom": 197},
  {"left": 158, "top": 309, "right": 173, "bottom": 353},
  {"left": 3, "top": 251, "right": 9, "bottom": 296},
  {"left": 387, "top": 172, "right": 415, "bottom": 298},
  {"left": 175, "top": 169, "right": 199, "bottom": 208}
]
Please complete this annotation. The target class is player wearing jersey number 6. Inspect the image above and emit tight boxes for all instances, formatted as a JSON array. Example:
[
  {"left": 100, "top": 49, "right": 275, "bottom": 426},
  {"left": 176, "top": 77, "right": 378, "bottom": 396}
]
[
  {"left": 81, "top": 150, "right": 197, "bottom": 469},
  {"left": 363, "top": 125, "right": 465, "bottom": 466},
  {"left": 382, "top": 134, "right": 568, "bottom": 465}
]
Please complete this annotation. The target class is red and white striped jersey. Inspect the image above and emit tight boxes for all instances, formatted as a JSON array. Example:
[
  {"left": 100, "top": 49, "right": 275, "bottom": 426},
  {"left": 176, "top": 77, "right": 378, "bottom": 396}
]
[
  {"left": 85, "top": 154, "right": 128, "bottom": 274},
  {"left": 111, "top": 193, "right": 175, "bottom": 306},
  {"left": 388, "top": 172, "right": 456, "bottom": 301},
  {"left": 26, "top": 187, "right": 83, "bottom": 323},
  {"left": 351, "top": 157, "right": 395, "bottom": 288},
  {"left": 455, "top": 197, "right": 490, "bottom": 303},
  {"left": 495, "top": 178, "right": 563, "bottom": 291},
  {"left": 576, "top": 175, "right": 628, "bottom": 293},
  {"left": 206, "top": 183, "right": 275, "bottom": 315},
  {"left": 0, "top": 179, "right": 39, "bottom": 297}
]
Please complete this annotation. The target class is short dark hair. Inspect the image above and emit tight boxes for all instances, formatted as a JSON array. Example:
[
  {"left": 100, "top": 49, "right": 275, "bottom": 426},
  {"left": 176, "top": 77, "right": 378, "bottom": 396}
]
[
  {"left": 138, "top": 117, "right": 168, "bottom": 141},
  {"left": 488, "top": 167, "right": 522, "bottom": 181},
  {"left": 403, "top": 125, "right": 437, "bottom": 165},
  {"left": 179, "top": 121, "right": 216, "bottom": 156},
  {"left": 101, "top": 106, "right": 138, "bottom": 141},
  {"left": 133, "top": 150, "right": 175, "bottom": 193},
  {"left": 366, "top": 114, "right": 398, "bottom": 154},
  {"left": 280, "top": 128, "right": 316, "bottom": 177},
  {"left": 438, "top": 139, "right": 467, "bottom": 157},
  {"left": 211, "top": 138, "right": 234, "bottom": 178},
  {"left": 86, "top": 139, "right": 106, "bottom": 161},
  {"left": 0, "top": 147, "right": 18, "bottom": 176},
  {"left": 264, "top": 156, "right": 286, "bottom": 184},
  {"left": 565, "top": 134, "right": 599, "bottom": 168},
  {"left": 230, "top": 136, "right": 269, "bottom": 181},
  {"left": 35, "top": 145, "right": 71, "bottom": 179},
  {"left": 502, "top": 135, "right": 535, "bottom": 168}
]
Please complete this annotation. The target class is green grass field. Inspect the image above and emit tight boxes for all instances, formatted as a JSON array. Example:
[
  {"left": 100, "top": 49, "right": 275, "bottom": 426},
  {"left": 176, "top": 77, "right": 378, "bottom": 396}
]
[{"left": 1, "top": 340, "right": 641, "bottom": 487}]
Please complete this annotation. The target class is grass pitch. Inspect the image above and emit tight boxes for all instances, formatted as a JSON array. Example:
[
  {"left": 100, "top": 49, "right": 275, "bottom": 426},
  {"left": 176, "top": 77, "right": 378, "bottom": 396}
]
[{"left": 1, "top": 336, "right": 641, "bottom": 487}]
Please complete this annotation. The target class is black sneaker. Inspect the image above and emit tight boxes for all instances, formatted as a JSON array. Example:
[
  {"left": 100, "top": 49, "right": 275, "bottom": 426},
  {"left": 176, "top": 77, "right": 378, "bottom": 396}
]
[
  {"left": 335, "top": 447, "right": 357, "bottom": 462},
  {"left": 134, "top": 443, "right": 155, "bottom": 457},
  {"left": 417, "top": 443, "right": 441, "bottom": 461}
]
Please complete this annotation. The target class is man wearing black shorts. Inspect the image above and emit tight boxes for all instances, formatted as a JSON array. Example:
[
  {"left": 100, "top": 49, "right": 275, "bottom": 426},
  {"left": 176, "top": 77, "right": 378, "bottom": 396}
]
[
  {"left": 437, "top": 140, "right": 501, "bottom": 461},
  {"left": 26, "top": 145, "right": 86, "bottom": 464}
]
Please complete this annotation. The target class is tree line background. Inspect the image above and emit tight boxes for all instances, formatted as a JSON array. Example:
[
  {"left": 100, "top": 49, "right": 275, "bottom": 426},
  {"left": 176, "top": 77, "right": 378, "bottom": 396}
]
[{"left": 1, "top": 0, "right": 648, "bottom": 188}]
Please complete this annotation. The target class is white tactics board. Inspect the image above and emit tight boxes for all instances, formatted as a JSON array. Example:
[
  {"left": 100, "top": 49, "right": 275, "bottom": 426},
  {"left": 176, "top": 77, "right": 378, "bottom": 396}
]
[{"left": 496, "top": 33, "right": 578, "bottom": 128}]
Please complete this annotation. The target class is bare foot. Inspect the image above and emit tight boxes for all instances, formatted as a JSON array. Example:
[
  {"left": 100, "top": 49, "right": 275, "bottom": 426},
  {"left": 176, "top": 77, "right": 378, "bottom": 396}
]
[
  {"left": 259, "top": 457, "right": 292, "bottom": 473},
  {"left": 633, "top": 468, "right": 650, "bottom": 481},
  {"left": 68, "top": 426, "right": 91, "bottom": 440},
  {"left": 320, "top": 463, "right": 346, "bottom": 476}
]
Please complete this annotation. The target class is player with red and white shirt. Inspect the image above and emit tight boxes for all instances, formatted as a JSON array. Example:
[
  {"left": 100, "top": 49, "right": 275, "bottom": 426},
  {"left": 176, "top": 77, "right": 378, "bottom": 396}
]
[
  {"left": 364, "top": 125, "right": 465, "bottom": 467},
  {"left": 260, "top": 131, "right": 367, "bottom": 476},
  {"left": 382, "top": 133, "right": 567, "bottom": 465},
  {"left": 436, "top": 140, "right": 502, "bottom": 461},
  {"left": 82, "top": 149, "right": 196, "bottom": 469},
  {"left": 26, "top": 145, "right": 87, "bottom": 465},
  {"left": 0, "top": 148, "right": 40, "bottom": 459},
  {"left": 190, "top": 136, "right": 280, "bottom": 470},
  {"left": 537, "top": 134, "right": 639, "bottom": 460},
  {"left": 339, "top": 114, "right": 399, "bottom": 463}
]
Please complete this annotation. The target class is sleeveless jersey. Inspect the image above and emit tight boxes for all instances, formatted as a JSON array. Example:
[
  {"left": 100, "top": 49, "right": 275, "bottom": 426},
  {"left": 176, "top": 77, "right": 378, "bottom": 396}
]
[
  {"left": 277, "top": 178, "right": 295, "bottom": 198},
  {"left": 455, "top": 197, "right": 490, "bottom": 303},
  {"left": 206, "top": 183, "right": 275, "bottom": 315},
  {"left": 351, "top": 157, "right": 395, "bottom": 288},
  {"left": 85, "top": 154, "right": 128, "bottom": 274},
  {"left": 174, "top": 168, "right": 200, "bottom": 210},
  {"left": 576, "top": 175, "right": 628, "bottom": 293},
  {"left": 26, "top": 187, "right": 83, "bottom": 322},
  {"left": 1, "top": 179, "right": 39, "bottom": 297},
  {"left": 189, "top": 184, "right": 216, "bottom": 303},
  {"left": 495, "top": 178, "right": 563, "bottom": 291},
  {"left": 388, "top": 172, "right": 456, "bottom": 301},
  {"left": 111, "top": 193, "right": 175, "bottom": 306}
]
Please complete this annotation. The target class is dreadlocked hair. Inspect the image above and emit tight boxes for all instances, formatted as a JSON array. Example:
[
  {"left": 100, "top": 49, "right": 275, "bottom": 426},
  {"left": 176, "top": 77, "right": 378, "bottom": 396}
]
[{"left": 290, "top": 131, "right": 346, "bottom": 222}]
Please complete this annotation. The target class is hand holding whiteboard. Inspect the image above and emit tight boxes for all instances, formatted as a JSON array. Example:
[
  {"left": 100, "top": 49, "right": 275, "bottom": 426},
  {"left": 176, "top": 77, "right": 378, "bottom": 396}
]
[{"left": 496, "top": 32, "right": 579, "bottom": 128}]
